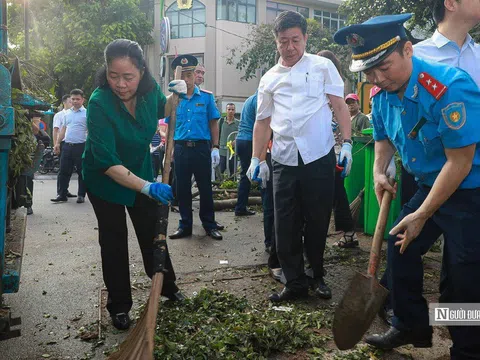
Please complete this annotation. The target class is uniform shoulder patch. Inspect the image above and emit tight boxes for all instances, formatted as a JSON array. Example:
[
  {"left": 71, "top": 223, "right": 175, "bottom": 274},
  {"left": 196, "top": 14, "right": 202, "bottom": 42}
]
[
  {"left": 418, "top": 72, "right": 447, "bottom": 100},
  {"left": 369, "top": 85, "right": 383, "bottom": 98},
  {"left": 200, "top": 88, "right": 213, "bottom": 94},
  {"left": 441, "top": 102, "right": 466, "bottom": 130}
]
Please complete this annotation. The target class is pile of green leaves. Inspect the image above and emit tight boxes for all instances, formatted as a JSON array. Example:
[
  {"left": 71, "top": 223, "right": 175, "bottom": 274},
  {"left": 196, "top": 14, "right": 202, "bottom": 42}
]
[
  {"left": 154, "top": 289, "right": 331, "bottom": 359},
  {"left": 8, "top": 107, "right": 37, "bottom": 180}
]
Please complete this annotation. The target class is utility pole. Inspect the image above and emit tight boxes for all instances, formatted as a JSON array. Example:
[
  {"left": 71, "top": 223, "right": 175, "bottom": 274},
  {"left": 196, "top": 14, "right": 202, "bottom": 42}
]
[{"left": 24, "top": 0, "right": 29, "bottom": 60}]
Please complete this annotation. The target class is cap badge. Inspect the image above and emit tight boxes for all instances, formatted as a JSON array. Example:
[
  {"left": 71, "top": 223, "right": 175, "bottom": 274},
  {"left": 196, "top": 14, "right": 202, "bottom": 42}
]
[
  {"left": 181, "top": 57, "right": 188, "bottom": 65},
  {"left": 346, "top": 33, "right": 364, "bottom": 48}
]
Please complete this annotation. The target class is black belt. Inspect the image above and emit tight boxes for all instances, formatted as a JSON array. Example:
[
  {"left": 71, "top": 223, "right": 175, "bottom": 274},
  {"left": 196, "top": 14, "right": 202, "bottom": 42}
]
[
  {"left": 65, "top": 142, "right": 85, "bottom": 146},
  {"left": 176, "top": 140, "right": 209, "bottom": 147}
]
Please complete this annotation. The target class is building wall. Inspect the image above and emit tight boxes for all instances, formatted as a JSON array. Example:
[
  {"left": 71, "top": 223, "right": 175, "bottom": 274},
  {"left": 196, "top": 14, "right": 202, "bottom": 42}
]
[{"left": 149, "top": 0, "right": 344, "bottom": 112}]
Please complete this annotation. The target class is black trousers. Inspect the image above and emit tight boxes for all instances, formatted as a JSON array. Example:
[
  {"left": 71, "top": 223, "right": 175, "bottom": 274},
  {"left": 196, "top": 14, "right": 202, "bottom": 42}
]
[
  {"left": 58, "top": 142, "right": 85, "bottom": 197},
  {"left": 333, "top": 170, "right": 354, "bottom": 232},
  {"left": 151, "top": 152, "right": 162, "bottom": 180},
  {"left": 174, "top": 142, "right": 216, "bottom": 230},
  {"left": 273, "top": 148, "right": 336, "bottom": 291},
  {"left": 56, "top": 141, "right": 67, "bottom": 195},
  {"left": 235, "top": 139, "right": 253, "bottom": 213},
  {"left": 88, "top": 191, "right": 178, "bottom": 315},
  {"left": 220, "top": 154, "right": 234, "bottom": 176}
]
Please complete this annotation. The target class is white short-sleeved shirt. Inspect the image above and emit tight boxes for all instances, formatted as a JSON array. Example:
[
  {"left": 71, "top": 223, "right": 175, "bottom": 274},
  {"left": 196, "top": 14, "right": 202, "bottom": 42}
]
[
  {"left": 64, "top": 106, "right": 87, "bottom": 144},
  {"left": 53, "top": 109, "right": 69, "bottom": 129},
  {"left": 256, "top": 53, "right": 344, "bottom": 166},
  {"left": 414, "top": 30, "right": 480, "bottom": 88}
]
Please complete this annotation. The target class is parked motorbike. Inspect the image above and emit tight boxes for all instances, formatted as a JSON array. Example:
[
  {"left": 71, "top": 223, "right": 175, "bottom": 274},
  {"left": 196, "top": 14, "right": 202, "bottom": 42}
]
[{"left": 38, "top": 146, "right": 60, "bottom": 174}]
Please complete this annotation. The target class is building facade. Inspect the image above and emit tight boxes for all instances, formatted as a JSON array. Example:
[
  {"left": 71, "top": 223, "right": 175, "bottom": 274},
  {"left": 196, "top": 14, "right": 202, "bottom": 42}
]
[{"left": 145, "top": 0, "right": 344, "bottom": 112}]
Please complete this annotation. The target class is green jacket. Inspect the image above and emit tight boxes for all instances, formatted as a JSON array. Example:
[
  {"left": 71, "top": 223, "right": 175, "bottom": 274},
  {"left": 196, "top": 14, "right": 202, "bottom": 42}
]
[{"left": 82, "top": 82, "right": 166, "bottom": 206}]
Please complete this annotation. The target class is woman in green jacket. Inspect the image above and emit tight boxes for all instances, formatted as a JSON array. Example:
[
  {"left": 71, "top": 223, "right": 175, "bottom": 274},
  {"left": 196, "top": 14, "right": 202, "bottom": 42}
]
[{"left": 83, "top": 39, "right": 182, "bottom": 330}]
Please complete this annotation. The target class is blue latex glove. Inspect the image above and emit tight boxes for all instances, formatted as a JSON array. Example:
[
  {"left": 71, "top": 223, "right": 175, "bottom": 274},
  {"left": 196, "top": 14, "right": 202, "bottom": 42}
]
[
  {"left": 252, "top": 160, "right": 269, "bottom": 189},
  {"left": 331, "top": 120, "right": 338, "bottom": 133},
  {"left": 168, "top": 80, "right": 187, "bottom": 97},
  {"left": 141, "top": 181, "right": 173, "bottom": 204}
]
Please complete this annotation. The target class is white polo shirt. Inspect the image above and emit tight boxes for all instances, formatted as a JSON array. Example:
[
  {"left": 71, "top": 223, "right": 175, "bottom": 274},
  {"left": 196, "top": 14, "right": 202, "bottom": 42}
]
[
  {"left": 64, "top": 106, "right": 87, "bottom": 144},
  {"left": 256, "top": 53, "right": 344, "bottom": 166}
]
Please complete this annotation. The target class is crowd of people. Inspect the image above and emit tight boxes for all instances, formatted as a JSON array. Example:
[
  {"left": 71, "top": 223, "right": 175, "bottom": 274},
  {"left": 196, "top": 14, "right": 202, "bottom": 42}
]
[{"left": 25, "top": 1, "right": 480, "bottom": 358}]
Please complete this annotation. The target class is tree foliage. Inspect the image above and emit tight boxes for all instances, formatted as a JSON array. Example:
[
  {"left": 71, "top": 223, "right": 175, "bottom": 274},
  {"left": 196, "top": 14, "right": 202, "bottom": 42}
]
[
  {"left": 227, "top": 19, "right": 353, "bottom": 82},
  {"left": 7, "top": 0, "right": 154, "bottom": 102}
]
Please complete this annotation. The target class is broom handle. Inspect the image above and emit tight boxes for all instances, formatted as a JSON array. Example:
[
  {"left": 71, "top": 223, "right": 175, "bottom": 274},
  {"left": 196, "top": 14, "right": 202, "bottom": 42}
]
[{"left": 367, "top": 178, "right": 395, "bottom": 278}]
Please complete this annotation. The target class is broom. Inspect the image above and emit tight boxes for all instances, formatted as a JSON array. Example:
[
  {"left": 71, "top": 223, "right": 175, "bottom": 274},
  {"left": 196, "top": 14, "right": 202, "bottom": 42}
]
[
  {"left": 349, "top": 187, "right": 365, "bottom": 230},
  {"left": 107, "top": 65, "right": 183, "bottom": 360}
]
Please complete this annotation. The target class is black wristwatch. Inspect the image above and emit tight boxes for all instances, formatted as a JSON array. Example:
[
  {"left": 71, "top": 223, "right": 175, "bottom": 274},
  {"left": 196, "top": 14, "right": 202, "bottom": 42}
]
[{"left": 343, "top": 139, "right": 353, "bottom": 144}]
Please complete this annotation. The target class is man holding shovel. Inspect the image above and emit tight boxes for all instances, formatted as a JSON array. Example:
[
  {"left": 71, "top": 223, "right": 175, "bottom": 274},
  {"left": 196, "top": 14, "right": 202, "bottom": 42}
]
[{"left": 335, "top": 14, "right": 480, "bottom": 358}]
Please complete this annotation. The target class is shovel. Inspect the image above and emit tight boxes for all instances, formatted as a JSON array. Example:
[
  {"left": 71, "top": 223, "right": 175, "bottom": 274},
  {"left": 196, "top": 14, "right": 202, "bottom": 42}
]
[
  {"left": 333, "top": 178, "right": 395, "bottom": 350},
  {"left": 107, "top": 65, "right": 183, "bottom": 360}
]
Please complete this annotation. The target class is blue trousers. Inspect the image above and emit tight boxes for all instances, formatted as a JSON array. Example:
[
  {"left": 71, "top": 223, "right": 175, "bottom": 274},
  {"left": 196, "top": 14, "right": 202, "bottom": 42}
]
[
  {"left": 388, "top": 185, "right": 480, "bottom": 359},
  {"left": 174, "top": 143, "right": 216, "bottom": 230},
  {"left": 235, "top": 139, "right": 252, "bottom": 213}
]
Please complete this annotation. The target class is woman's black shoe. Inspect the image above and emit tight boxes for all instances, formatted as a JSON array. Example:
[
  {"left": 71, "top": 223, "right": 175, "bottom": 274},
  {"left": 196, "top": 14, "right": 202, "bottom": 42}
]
[{"left": 111, "top": 312, "right": 131, "bottom": 330}]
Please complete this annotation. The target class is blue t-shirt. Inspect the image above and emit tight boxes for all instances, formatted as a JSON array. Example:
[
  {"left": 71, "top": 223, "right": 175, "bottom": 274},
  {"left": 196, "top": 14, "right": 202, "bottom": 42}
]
[
  {"left": 237, "top": 92, "right": 258, "bottom": 141},
  {"left": 372, "top": 56, "right": 480, "bottom": 189}
]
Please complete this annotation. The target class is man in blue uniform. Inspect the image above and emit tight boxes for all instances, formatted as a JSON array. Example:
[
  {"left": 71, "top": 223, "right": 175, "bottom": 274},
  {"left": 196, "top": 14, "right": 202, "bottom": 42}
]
[
  {"left": 335, "top": 14, "right": 480, "bottom": 358},
  {"left": 167, "top": 55, "right": 222, "bottom": 240}
]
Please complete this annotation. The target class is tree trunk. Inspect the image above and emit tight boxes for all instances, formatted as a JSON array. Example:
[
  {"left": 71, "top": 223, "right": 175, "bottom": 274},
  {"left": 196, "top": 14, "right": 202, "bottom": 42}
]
[{"left": 213, "top": 197, "right": 262, "bottom": 211}]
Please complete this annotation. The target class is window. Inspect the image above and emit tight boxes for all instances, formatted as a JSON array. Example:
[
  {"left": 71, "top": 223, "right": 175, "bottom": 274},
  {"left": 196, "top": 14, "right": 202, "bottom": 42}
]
[
  {"left": 166, "top": 0, "right": 206, "bottom": 39},
  {"left": 168, "top": 55, "right": 204, "bottom": 82},
  {"left": 313, "top": 10, "right": 346, "bottom": 31},
  {"left": 217, "top": 0, "right": 256, "bottom": 24},
  {"left": 266, "top": 1, "right": 309, "bottom": 23}
]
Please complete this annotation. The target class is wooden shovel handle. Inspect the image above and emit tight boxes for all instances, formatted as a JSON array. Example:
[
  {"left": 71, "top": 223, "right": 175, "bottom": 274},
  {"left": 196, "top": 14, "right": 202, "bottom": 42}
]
[{"left": 367, "top": 177, "right": 396, "bottom": 278}]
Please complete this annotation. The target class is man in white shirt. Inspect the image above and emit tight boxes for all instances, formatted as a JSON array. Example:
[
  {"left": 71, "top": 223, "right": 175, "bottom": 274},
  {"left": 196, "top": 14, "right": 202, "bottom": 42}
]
[
  {"left": 247, "top": 11, "right": 352, "bottom": 302},
  {"left": 52, "top": 94, "right": 76, "bottom": 198},
  {"left": 51, "top": 89, "right": 88, "bottom": 204}
]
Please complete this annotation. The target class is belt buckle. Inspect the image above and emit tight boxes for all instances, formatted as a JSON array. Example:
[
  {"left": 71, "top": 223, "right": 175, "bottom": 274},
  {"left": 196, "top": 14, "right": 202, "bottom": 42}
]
[{"left": 186, "top": 141, "right": 195, "bottom": 147}]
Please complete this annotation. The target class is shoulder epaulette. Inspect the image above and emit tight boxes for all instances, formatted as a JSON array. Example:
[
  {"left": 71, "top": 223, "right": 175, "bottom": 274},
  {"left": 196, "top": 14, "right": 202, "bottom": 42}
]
[
  {"left": 370, "top": 85, "right": 383, "bottom": 98},
  {"left": 200, "top": 88, "right": 213, "bottom": 94},
  {"left": 418, "top": 72, "right": 447, "bottom": 100}
]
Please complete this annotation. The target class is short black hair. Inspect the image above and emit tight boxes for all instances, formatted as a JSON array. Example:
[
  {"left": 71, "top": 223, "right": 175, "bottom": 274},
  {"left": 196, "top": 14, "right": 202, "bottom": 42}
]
[
  {"left": 70, "top": 89, "right": 84, "bottom": 97},
  {"left": 94, "top": 39, "right": 155, "bottom": 97},
  {"left": 394, "top": 40, "right": 408, "bottom": 56},
  {"left": 61, "top": 94, "right": 71, "bottom": 103},
  {"left": 274, "top": 11, "right": 307, "bottom": 37},
  {"left": 432, "top": 0, "right": 447, "bottom": 24},
  {"left": 226, "top": 103, "right": 235, "bottom": 108}
]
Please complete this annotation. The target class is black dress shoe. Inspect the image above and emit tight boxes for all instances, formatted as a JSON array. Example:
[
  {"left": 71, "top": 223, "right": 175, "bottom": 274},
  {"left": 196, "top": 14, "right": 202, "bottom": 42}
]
[
  {"left": 26, "top": 207, "right": 33, "bottom": 215},
  {"left": 313, "top": 278, "right": 332, "bottom": 299},
  {"left": 206, "top": 228, "right": 223, "bottom": 240},
  {"left": 216, "top": 223, "right": 225, "bottom": 231},
  {"left": 111, "top": 312, "right": 131, "bottom": 330},
  {"left": 235, "top": 209, "right": 256, "bottom": 216},
  {"left": 365, "top": 326, "right": 433, "bottom": 350},
  {"left": 164, "top": 291, "right": 186, "bottom": 302},
  {"left": 76, "top": 196, "right": 85, "bottom": 203},
  {"left": 169, "top": 228, "right": 192, "bottom": 239},
  {"left": 66, "top": 192, "right": 77, "bottom": 198},
  {"left": 51, "top": 196, "right": 68, "bottom": 202},
  {"left": 269, "top": 287, "right": 308, "bottom": 303}
]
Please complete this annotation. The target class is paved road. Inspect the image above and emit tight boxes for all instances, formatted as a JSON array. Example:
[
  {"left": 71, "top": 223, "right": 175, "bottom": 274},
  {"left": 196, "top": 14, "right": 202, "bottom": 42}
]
[{"left": 0, "top": 177, "right": 267, "bottom": 359}]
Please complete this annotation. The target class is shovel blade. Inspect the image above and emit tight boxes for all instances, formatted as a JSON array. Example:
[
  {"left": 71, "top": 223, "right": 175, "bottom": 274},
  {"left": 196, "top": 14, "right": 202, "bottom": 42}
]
[{"left": 333, "top": 272, "right": 389, "bottom": 350}]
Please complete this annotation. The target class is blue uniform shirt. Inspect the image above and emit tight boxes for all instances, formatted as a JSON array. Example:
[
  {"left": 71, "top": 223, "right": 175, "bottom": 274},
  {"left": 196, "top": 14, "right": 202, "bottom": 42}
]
[
  {"left": 167, "top": 86, "right": 220, "bottom": 141},
  {"left": 237, "top": 92, "right": 258, "bottom": 141},
  {"left": 372, "top": 56, "right": 480, "bottom": 189}
]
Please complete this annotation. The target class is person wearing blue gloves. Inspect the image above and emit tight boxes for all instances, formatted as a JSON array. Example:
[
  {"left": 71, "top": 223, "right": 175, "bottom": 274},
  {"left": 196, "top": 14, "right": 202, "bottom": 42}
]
[
  {"left": 335, "top": 14, "right": 480, "bottom": 357},
  {"left": 83, "top": 39, "right": 183, "bottom": 331},
  {"left": 248, "top": 11, "right": 352, "bottom": 303}
]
